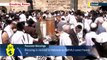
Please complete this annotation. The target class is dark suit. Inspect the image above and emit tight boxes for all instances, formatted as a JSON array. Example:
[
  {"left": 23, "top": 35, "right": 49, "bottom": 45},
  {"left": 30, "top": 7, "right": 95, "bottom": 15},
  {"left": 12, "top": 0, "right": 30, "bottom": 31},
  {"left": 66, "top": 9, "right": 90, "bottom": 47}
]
[
  {"left": 69, "top": 29, "right": 85, "bottom": 60},
  {"left": 69, "top": 29, "right": 79, "bottom": 46},
  {"left": 92, "top": 38, "right": 107, "bottom": 58}
]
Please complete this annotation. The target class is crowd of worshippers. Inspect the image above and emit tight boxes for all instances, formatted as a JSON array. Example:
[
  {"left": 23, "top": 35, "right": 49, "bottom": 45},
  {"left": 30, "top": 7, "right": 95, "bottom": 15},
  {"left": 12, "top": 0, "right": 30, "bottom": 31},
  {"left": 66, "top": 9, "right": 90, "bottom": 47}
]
[
  {"left": 0, "top": 9, "right": 85, "bottom": 45},
  {"left": 0, "top": 9, "right": 107, "bottom": 60}
]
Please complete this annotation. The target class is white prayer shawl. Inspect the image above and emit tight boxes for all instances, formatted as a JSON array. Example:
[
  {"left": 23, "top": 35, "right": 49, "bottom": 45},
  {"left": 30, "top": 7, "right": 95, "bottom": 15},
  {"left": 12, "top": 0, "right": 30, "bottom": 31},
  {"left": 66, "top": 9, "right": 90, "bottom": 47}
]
[
  {"left": 84, "top": 19, "right": 92, "bottom": 31},
  {"left": 4, "top": 25, "right": 14, "bottom": 38},
  {"left": 96, "top": 32, "right": 107, "bottom": 43},
  {"left": 19, "top": 14, "right": 26, "bottom": 22},
  {"left": 85, "top": 32, "right": 97, "bottom": 46},
  {"left": 69, "top": 15, "right": 77, "bottom": 27},
  {"left": 28, "top": 16, "right": 37, "bottom": 22},
  {"left": 59, "top": 32, "right": 72, "bottom": 46},
  {"left": 10, "top": 31, "right": 34, "bottom": 44}
]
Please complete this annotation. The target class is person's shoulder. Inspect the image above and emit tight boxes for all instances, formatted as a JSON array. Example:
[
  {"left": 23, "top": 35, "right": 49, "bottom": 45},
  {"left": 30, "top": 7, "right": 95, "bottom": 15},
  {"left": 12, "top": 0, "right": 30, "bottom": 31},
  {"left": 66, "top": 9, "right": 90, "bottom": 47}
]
[
  {"left": 60, "top": 32, "right": 69, "bottom": 37},
  {"left": 4, "top": 25, "right": 9, "bottom": 29}
]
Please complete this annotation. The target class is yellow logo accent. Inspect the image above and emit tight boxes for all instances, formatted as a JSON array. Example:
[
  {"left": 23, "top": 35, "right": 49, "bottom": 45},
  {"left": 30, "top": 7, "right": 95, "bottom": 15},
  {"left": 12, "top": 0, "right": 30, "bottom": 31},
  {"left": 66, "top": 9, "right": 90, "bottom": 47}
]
[
  {"left": 88, "top": 2, "right": 91, "bottom": 8},
  {"left": 6, "top": 44, "right": 15, "bottom": 56}
]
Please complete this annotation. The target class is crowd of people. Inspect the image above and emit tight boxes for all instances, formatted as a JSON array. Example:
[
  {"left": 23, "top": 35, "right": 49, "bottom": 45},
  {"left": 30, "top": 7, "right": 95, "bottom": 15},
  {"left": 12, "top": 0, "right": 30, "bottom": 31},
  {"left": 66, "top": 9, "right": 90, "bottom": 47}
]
[{"left": 0, "top": 8, "right": 107, "bottom": 60}]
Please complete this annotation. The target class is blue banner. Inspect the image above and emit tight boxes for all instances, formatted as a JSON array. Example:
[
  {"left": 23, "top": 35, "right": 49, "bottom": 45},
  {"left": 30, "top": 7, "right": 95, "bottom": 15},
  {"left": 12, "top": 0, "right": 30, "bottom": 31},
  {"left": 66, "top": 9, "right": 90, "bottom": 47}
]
[
  {"left": 0, "top": 44, "right": 92, "bottom": 56},
  {"left": 91, "top": 2, "right": 107, "bottom": 6}
]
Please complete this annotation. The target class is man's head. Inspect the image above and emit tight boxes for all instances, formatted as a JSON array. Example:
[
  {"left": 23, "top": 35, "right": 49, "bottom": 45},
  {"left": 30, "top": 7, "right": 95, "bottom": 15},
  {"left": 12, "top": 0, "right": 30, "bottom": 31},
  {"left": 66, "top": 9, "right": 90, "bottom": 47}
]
[
  {"left": 6, "top": 20, "right": 17, "bottom": 30},
  {"left": 90, "top": 23, "right": 98, "bottom": 31},
  {"left": 62, "top": 24, "right": 71, "bottom": 33},
  {"left": 11, "top": 21, "right": 17, "bottom": 30},
  {"left": 75, "top": 24, "right": 83, "bottom": 33},
  {"left": 27, "top": 19, "right": 35, "bottom": 26},
  {"left": 16, "top": 22, "right": 25, "bottom": 31}
]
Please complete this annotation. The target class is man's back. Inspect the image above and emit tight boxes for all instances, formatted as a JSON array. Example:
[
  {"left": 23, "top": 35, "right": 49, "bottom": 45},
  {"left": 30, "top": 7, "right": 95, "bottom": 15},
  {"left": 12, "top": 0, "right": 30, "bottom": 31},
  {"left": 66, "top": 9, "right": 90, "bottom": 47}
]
[
  {"left": 4, "top": 25, "right": 13, "bottom": 38},
  {"left": 59, "top": 32, "right": 72, "bottom": 45},
  {"left": 85, "top": 31, "right": 97, "bottom": 46},
  {"left": 10, "top": 31, "right": 34, "bottom": 44}
]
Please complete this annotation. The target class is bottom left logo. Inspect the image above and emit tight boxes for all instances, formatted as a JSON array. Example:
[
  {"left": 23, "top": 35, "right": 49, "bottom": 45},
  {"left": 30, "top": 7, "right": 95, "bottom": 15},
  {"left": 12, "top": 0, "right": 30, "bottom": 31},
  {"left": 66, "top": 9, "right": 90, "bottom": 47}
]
[{"left": 6, "top": 44, "right": 15, "bottom": 56}]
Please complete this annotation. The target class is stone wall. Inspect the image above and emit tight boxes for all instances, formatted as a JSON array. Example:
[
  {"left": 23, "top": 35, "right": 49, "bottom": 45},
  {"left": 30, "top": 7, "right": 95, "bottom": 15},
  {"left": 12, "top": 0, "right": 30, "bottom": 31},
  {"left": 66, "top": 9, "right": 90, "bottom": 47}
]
[
  {"left": 33, "top": 0, "right": 71, "bottom": 12},
  {"left": 0, "top": 0, "right": 107, "bottom": 12},
  {"left": 33, "top": 0, "right": 107, "bottom": 12}
]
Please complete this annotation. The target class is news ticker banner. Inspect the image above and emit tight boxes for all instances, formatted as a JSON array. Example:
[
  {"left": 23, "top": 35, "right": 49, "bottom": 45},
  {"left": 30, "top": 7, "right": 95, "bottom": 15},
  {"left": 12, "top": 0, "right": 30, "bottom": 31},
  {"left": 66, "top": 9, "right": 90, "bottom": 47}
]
[
  {"left": 88, "top": 2, "right": 107, "bottom": 7},
  {"left": 0, "top": 44, "right": 94, "bottom": 56}
]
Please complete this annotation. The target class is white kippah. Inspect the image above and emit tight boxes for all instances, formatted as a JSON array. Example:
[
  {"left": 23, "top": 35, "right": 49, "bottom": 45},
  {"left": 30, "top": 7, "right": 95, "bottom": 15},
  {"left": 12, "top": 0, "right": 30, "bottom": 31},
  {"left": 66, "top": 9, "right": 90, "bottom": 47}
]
[
  {"left": 6, "top": 15, "right": 9, "bottom": 17},
  {"left": 8, "top": 17, "right": 12, "bottom": 20},
  {"left": 90, "top": 23, "right": 97, "bottom": 28}
]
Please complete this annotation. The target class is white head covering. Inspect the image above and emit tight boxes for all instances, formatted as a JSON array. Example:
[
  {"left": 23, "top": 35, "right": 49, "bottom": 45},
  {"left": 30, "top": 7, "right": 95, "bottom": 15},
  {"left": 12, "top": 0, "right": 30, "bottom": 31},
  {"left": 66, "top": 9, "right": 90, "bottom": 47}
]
[
  {"left": 61, "top": 16, "right": 67, "bottom": 22},
  {"left": 76, "top": 22, "right": 83, "bottom": 31},
  {"left": 6, "top": 15, "right": 9, "bottom": 17},
  {"left": 8, "top": 17, "right": 12, "bottom": 20},
  {"left": 90, "top": 23, "right": 97, "bottom": 28},
  {"left": 96, "top": 32, "right": 107, "bottom": 43},
  {"left": 61, "top": 16, "right": 66, "bottom": 20}
]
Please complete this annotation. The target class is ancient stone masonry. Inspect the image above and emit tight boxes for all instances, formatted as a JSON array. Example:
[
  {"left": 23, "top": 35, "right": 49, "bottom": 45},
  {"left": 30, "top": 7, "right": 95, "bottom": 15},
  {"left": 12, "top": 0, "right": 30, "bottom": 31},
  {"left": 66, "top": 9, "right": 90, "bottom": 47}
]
[{"left": 33, "top": 0, "right": 71, "bottom": 12}]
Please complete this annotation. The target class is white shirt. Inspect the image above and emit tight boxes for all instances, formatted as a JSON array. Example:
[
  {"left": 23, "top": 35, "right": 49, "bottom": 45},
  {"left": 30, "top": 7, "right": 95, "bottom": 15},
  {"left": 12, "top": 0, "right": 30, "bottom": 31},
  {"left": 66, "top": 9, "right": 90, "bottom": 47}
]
[
  {"left": 11, "top": 31, "right": 34, "bottom": 44},
  {"left": 69, "top": 15, "right": 77, "bottom": 27},
  {"left": 85, "top": 31, "right": 97, "bottom": 46},
  {"left": 32, "top": 16, "right": 37, "bottom": 22},
  {"left": 59, "top": 32, "right": 72, "bottom": 45},
  {"left": 96, "top": 32, "right": 107, "bottom": 43},
  {"left": 84, "top": 18, "right": 92, "bottom": 31},
  {"left": 4, "top": 25, "right": 14, "bottom": 38},
  {"left": 28, "top": 16, "right": 37, "bottom": 22},
  {"left": 19, "top": 14, "right": 26, "bottom": 22}
]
